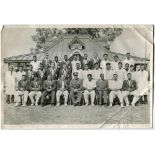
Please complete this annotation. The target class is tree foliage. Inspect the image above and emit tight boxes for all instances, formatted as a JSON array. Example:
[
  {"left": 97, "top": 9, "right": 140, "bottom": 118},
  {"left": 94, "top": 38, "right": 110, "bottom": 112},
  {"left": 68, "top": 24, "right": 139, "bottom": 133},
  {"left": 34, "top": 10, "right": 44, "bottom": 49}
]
[{"left": 32, "top": 28, "right": 123, "bottom": 50}]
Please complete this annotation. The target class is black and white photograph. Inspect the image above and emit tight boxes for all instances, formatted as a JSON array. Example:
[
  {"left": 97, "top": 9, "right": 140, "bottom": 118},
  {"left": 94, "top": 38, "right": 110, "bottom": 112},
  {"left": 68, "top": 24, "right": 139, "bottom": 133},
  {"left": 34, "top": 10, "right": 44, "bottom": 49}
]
[{"left": 1, "top": 25, "right": 153, "bottom": 129}]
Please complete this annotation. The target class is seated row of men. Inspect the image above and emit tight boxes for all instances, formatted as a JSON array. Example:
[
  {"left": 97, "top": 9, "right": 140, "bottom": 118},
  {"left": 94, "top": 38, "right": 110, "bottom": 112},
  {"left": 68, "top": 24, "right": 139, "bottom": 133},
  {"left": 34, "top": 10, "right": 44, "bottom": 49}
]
[{"left": 14, "top": 71, "right": 141, "bottom": 108}]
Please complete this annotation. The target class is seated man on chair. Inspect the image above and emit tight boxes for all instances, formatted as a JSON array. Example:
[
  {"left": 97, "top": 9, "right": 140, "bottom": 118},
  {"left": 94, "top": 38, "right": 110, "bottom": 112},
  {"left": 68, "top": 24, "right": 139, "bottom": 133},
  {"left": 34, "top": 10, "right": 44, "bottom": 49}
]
[
  {"left": 109, "top": 73, "right": 124, "bottom": 108},
  {"left": 96, "top": 73, "right": 109, "bottom": 106},
  {"left": 122, "top": 73, "right": 139, "bottom": 107},
  {"left": 14, "top": 75, "right": 28, "bottom": 107},
  {"left": 41, "top": 75, "right": 56, "bottom": 106},
  {"left": 83, "top": 74, "right": 96, "bottom": 106},
  {"left": 69, "top": 72, "right": 83, "bottom": 106},
  {"left": 29, "top": 75, "right": 42, "bottom": 106},
  {"left": 56, "top": 75, "right": 69, "bottom": 106}
]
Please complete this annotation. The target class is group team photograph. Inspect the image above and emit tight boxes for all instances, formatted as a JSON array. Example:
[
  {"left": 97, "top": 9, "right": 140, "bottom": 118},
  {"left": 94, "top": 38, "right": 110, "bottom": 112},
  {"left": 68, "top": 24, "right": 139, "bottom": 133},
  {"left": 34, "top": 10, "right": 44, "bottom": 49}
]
[{"left": 2, "top": 26, "right": 152, "bottom": 128}]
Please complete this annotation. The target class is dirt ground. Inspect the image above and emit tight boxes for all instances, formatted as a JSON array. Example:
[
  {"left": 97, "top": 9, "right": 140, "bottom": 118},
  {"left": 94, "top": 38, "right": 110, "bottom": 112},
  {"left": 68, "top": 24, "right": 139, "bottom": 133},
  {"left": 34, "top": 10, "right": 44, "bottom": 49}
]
[{"left": 2, "top": 102, "right": 150, "bottom": 127}]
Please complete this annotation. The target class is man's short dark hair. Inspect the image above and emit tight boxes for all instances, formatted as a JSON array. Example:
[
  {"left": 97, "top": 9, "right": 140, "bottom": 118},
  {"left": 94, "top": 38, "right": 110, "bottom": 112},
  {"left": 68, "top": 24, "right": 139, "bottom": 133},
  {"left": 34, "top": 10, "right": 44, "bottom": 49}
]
[
  {"left": 114, "top": 55, "right": 119, "bottom": 58},
  {"left": 118, "top": 61, "right": 122, "bottom": 65},
  {"left": 106, "top": 62, "right": 110, "bottom": 66},
  {"left": 103, "top": 54, "right": 108, "bottom": 56}
]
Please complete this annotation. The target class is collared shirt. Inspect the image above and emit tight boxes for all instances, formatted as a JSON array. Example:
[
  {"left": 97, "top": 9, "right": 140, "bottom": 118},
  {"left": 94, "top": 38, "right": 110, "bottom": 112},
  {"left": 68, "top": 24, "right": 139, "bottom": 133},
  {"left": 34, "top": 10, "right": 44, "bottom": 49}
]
[
  {"left": 71, "top": 60, "right": 81, "bottom": 72},
  {"left": 92, "top": 69, "right": 103, "bottom": 80},
  {"left": 96, "top": 79, "right": 109, "bottom": 90},
  {"left": 104, "top": 69, "right": 114, "bottom": 80},
  {"left": 111, "top": 61, "right": 119, "bottom": 70},
  {"left": 116, "top": 68, "right": 124, "bottom": 80},
  {"left": 109, "top": 79, "right": 123, "bottom": 90},
  {"left": 30, "top": 61, "right": 41, "bottom": 72},
  {"left": 83, "top": 79, "right": 96, "bottom": 90}
]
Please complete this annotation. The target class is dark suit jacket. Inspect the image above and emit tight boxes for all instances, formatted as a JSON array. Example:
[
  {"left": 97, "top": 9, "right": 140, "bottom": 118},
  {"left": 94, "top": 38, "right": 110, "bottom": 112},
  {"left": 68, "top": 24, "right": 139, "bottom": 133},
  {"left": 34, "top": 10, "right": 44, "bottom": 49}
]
[
  {"left": 46, "top": 68, "right": 58, "bottom": 80},
  {"left": 29, "top": 80, "right": 42, "bottom": 91},
  {"left": 57, "top": 79, "right": 69, "bottom": 91},
  {"left": 43, "top": 80, "right": 57, "bottom": 91},
  {"left": 26, "top": 70, "right": 34, "bottom": 81},
  {"left": 96, "top": 79, "right": 109, "bottom": 91},
  {"left": 18, "top": 80, "right": 28, "bottom": 91},
  {"left": 69, "top": 79, "right": 83, "bottom": 91},
  {"left": 38, "top": 69, "right": 46, "bottom": 81},
  {"left": 59, "top": 68, "right": 71, "bottom": 79},
  {"left": 42, "top": 58, "right": 52, "bottom": 70},
  {"left": 122, "top": 80, "right": 137, "bottom": 91},
  {"left": 90, "top": 58, "right": 101, "bottom": 69}
]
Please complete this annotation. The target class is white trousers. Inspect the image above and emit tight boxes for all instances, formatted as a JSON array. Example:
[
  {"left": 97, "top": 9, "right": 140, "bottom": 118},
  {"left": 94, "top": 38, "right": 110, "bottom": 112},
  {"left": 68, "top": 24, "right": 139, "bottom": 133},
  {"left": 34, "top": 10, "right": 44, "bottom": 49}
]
[
  {"left": 56, "top": 90, "right": 68, "bottom": 103},
  {"left": 29, "top": 91, "right": 42, "bottom": 104},
  {"left": 14, "top": 91, "right": 28, "bottom": 103},
  {"left": 122, "top": 90, "right": 140, "bottom": 105},
  {"left": 83, "top": 90, "right": 95, "bottom": 104},
  {"left": 110, "top": 90, "right": 123, "bottom": 103}
]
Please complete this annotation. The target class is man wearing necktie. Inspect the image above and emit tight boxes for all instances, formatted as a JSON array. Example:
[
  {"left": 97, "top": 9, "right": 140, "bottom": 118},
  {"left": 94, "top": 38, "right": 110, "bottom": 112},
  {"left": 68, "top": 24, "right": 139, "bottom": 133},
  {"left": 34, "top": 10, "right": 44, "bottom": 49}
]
[
  {"left": 41, "top": 75, "right": 56, "bottom": 106},
  {"left": 122, "top": 73, "right": 139, "bottom": 107}
]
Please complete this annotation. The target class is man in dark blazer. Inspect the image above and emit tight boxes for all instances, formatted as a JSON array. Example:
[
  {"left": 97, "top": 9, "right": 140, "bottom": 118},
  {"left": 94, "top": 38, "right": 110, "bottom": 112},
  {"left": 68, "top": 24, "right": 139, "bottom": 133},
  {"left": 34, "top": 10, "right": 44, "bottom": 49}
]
[
  {"left": 46, "top": 62, "right": 58, "bottom": 80},
  {"left": 122, "top": 72, "right": 140, "bottom": 107},
  {"left": 29, "top": 75, "right": 42, "bottom": 106},
  {"left": 56, "top": 75, "right": 69, "bottom": 106},
  {"left": 41, "top": 75, "right": 57, "bottom": 106},
  {"left": 96, "top": 73, "right": 109, "bottom": 106}
]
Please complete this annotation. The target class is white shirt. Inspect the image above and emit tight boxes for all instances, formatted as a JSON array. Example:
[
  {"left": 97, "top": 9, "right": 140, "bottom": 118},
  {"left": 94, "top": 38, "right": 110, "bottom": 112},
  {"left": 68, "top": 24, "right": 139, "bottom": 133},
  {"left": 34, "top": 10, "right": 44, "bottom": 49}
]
[
  {"left": 30, "top": 61, "right": 41, "bottom": 72},
  {"left": 109, "top": 79, "right": 123, "bottom": 90},
  {"left": 123, "top": 58, "right": 135, "bottom": 68},
  {"left": 82, "top": 70, "right": 92, "bottom": 81},
  {"left": 15, "top": 71, "right": 26, "bottom": 82},
  {"left": 111, "top": 61, "right": 119, "bottom": 70},
  {"left": 92, "top": 69, "right": 103, "bottom": 80},
  {"left": 104, "top": 69, "right": 114, "bottom": 80},
  {"left": 61, "top": 81, "right": 64, "bottom": 89},
  {"left": 116, "top": 68, "right": 124, "bottom": 80},
  {"left": 100, "top": 60, "right": 110, "bottom": 70},
  {"left": 71, "top": 60, "right": 81, "bottom": 72},
  {"left": 83, "top": 79, "right": 96, "bottom": 90},
  {"left": 123, "top": 69, "right": 130, "bottom": 80},
  {"left": 136, "top": 70, "right": 149, "bottom": 91},
  {"left": 72, "top": 69, "right": 83, "bottom": 79}
]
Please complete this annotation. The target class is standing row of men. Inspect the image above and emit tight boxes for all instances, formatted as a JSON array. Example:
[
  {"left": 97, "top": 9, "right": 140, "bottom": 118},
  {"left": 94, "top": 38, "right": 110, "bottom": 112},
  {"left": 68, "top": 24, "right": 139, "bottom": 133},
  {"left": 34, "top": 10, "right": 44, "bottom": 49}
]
[{"left": 5, "top": 52, "right": 149, "bottom": 107}]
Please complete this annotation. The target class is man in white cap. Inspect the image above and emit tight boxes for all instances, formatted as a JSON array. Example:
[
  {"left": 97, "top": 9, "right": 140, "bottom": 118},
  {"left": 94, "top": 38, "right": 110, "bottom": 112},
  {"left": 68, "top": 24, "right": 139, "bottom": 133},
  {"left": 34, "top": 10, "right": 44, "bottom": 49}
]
[
  {"left": 109, "top": 73, "right": 124, "bottom": 108},
  {"left": 83, "top": 74, "right": 96, "bottom": 106}
]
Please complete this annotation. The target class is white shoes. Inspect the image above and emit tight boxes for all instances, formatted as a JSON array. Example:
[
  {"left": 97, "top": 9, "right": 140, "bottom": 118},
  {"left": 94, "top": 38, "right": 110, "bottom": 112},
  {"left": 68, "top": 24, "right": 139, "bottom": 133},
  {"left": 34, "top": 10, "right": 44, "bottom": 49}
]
[
  {"left": 109, "top": 103, "right": 113, "bottom": 107},
  {"left": 22, "top": 103, "right": 26, "bottom": 107},
  {"left": 14, "top": 102, "right": 21, "bottom": 107}
]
